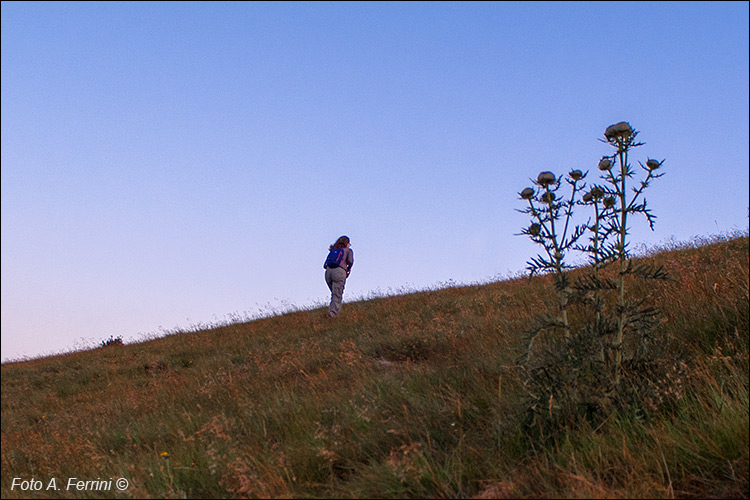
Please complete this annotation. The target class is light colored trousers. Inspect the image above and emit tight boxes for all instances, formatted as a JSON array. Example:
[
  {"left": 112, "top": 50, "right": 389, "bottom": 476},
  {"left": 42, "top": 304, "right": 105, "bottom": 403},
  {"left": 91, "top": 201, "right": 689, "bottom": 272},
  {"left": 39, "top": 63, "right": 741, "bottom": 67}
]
[{"left": 325, "top": 267, "right": 348, "bottom": 317}]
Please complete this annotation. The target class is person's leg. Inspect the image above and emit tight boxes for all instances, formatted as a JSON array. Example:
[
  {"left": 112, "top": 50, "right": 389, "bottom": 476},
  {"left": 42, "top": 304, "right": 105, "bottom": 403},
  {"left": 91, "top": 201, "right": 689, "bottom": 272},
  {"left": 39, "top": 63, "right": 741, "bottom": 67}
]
[
  {"left": 325, "top": 268, "right": 334, "bottom": 291},
  {"left": 328, "top": 268, "right": 346, "bottom": 317}
]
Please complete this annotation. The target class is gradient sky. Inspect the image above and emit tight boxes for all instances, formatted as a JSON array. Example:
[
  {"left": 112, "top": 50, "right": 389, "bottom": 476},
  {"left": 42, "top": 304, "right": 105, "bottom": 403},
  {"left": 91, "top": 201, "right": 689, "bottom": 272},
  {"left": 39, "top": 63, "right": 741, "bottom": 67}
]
[{"left": 2, "top": 1, "right": 748, "bottom": 361}]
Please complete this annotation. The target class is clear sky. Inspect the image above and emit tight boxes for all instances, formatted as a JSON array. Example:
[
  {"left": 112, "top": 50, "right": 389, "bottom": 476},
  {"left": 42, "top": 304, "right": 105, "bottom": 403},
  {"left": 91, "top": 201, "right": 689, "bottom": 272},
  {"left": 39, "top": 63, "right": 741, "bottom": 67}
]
[{"left": 2, "top": 1, "right": 748, "bottom": 361}]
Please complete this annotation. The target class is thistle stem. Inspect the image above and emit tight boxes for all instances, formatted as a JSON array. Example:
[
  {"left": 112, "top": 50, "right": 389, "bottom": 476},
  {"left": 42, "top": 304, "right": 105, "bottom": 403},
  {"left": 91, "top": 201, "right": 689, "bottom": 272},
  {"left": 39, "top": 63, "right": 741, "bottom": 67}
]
[
  {"left": 560, "top": 181, "right": 578, "bottom": 245},
  {"left": 615, "top": 141, "right": 629, "bottom": 385},
  {"left": 592, "top": 201, "right": 605, "bottom": 362},
  {"left": 544, "top": 185, "right": 570, "bottom": 337}
]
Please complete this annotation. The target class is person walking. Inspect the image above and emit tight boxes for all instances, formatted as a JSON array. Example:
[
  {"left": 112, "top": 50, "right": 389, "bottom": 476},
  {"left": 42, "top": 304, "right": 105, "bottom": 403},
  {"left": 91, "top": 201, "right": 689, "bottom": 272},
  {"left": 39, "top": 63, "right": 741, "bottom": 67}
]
[{"left": 323, "top": 235, "right": 354, "bottom": 318}]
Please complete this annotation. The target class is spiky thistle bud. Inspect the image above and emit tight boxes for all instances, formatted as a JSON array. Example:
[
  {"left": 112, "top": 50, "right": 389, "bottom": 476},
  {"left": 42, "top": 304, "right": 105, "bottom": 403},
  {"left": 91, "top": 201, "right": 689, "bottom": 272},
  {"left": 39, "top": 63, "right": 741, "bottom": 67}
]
[
  {"left": 598, "top": 158, "right": 612, "bottom": 171},
  {"left": 541, "top": 191, "right": 556, "bottom": 204},
  {"left": 529, "top": 223, "right": 541, "bottom": 236},
  {"left": 520, "top": 187, "right": 535, "bottom": 200},
  {"left": 583, "top": 187, "right": 604, "bottom": 203},
  {"left": 604, "top": 121, "right": 633, "bottom": 141},
  {"left": 537, "top": 171, "right": 556, "bottom": 187},
  {"left": 569, "top": 169, "right": 583, "bottom": 181},
  {"left": 646, "top": 159, "right": 661, "bottom": 170},
  {"left": 603, "top": 196, "right": 615, "bottom": 208}
]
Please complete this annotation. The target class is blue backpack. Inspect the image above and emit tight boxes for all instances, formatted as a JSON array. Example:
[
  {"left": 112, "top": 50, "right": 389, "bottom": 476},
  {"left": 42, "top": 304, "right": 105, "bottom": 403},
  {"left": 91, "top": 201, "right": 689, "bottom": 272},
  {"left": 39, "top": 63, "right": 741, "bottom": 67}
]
[{"left": 324, "top": 248, "right": 346, "bottom": 269}]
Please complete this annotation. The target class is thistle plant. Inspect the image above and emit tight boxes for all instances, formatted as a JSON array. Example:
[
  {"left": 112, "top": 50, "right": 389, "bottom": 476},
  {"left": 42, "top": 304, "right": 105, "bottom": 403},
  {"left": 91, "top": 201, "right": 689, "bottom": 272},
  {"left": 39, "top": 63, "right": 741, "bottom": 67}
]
[
  {"left": 591, "top": 122, "right": 669, "bottom": 384},
  {"left": 518, "top": 169, "right": 588, "bottom": 338},
  {"left": 576, "top": 185, "right": 616, "bottom": 360},
  {"left": 517, "top": 122, "right": 670, "bottom": 439}
]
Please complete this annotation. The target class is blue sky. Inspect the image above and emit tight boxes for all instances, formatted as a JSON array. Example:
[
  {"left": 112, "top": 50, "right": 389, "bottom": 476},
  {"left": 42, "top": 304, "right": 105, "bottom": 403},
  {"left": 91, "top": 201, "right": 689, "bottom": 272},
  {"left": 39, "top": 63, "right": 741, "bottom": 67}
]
[{"left": 2, "top": 1, "right": 748, "bottom": 361}]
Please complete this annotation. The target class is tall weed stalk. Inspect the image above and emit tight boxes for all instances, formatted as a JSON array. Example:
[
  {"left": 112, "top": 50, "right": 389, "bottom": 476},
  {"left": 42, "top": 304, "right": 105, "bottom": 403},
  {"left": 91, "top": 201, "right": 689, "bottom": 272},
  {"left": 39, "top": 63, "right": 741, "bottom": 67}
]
[
  {"left": 518, "top": 122, "right": 671, "bottom": 440},
  {"left": 518, "top": 169, "right": 588, "bottom": 339}
]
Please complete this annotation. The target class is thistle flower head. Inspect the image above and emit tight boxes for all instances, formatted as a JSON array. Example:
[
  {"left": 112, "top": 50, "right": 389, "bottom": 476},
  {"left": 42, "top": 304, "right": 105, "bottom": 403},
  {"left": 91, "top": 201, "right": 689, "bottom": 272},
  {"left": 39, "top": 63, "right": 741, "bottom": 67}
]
[
  {"left": 646, "top": 158, "right": 661, "bottom": 170},
  {"left": 583, "top": 186, "right": 604, "bottom": 203},
  {"left": 604, "top": 121, "right": 633, "bottom": 141},
  {"left": 541, "top": 191, "right": 556, "bottom": 204},
  {"left": 529, "top": 223, "right": 541, "bottom": 236},
  {"left": 598, "top": 158, "right": 612, "bottom": 171},
  {"left": 569, "top": 169, "right": 583, "bottom": 181},
  {"left": 520, "top": 187, "right": 535, "bottom": 200},
  {"left": 603, "top": 196, "right": 616, "bottom": 209},
  {"left": 537, "top": 171, "right": 556, "bottom": 187}
]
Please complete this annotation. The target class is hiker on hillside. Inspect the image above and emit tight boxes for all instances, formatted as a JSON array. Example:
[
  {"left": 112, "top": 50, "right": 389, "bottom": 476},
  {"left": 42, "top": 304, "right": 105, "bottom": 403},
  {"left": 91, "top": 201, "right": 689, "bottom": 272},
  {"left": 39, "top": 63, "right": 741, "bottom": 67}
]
[{"left": 323, "top": 235, "right": 354, "bottom": 318}]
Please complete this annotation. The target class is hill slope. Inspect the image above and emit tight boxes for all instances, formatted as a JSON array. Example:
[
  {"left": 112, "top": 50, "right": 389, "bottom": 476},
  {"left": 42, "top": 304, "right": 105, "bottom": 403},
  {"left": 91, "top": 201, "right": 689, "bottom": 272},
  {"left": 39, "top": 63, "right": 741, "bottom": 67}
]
[{"left": 2, "top": 234, "right": 748, "bottom": 499}]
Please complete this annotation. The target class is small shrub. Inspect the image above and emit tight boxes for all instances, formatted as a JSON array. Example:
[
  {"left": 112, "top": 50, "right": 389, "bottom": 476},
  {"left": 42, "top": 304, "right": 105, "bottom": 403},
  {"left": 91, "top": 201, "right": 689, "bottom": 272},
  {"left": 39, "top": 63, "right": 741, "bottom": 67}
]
[{"left": 100, "top": 335, "right": 124, "bottom": 348}]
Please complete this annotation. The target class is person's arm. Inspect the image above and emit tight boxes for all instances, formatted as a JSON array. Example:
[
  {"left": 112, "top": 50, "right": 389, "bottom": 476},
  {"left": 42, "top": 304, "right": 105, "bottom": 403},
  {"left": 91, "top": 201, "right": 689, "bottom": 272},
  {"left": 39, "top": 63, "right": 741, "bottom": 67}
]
[{"left": 346, "top": 248, "right": 354, "bottom": 276}]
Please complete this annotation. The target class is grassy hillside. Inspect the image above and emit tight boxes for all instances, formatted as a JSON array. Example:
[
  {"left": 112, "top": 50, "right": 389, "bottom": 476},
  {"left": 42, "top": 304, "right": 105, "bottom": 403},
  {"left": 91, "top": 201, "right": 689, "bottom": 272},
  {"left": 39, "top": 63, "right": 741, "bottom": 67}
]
[{"left": 2, "top": 234, "right": 748, "bottom": 499}]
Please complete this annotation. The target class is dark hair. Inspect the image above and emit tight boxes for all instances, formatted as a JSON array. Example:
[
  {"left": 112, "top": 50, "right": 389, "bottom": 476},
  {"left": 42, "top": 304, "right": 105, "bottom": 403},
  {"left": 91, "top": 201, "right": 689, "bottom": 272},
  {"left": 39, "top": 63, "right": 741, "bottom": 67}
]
[{"left": 329, "top": 235, "right": 350, "bottom": 251}]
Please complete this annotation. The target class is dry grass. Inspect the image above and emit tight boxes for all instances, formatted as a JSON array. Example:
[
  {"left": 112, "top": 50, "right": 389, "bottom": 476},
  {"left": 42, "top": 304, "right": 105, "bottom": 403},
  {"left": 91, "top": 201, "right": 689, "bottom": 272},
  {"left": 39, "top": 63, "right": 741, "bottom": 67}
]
[{"left": 1, "top": 233, "right": 747, "bottom": 498}]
